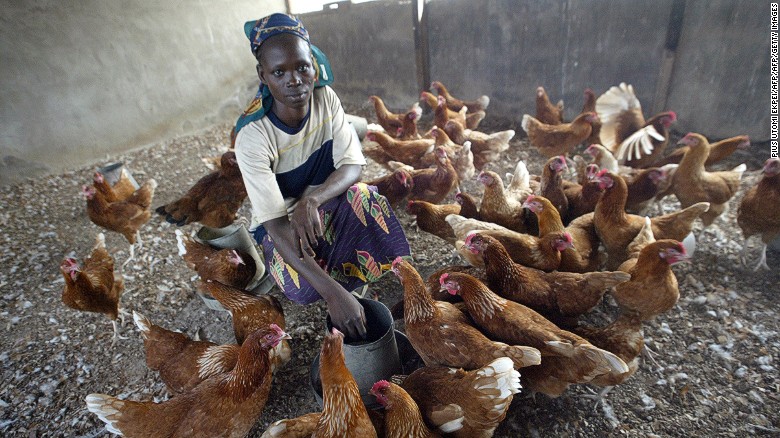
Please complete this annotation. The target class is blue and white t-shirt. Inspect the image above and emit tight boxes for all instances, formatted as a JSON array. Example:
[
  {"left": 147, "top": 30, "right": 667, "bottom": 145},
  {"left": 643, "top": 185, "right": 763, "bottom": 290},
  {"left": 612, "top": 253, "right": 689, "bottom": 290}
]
[{"left": 235, "top": 86, "right": 366, "bottom": 231}]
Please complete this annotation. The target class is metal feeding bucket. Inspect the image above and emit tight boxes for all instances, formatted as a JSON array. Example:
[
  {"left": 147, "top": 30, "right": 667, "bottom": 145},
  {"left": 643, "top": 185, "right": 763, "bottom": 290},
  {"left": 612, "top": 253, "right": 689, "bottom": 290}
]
[
  {"left": 96, "top": 162, "right": 140, "bottom": 190},
  {"left": 193, "top": 223, "right": 269, "bottom": 311},
  {"left": 310, "top": 298, "right": 420, "bottom": 410}
]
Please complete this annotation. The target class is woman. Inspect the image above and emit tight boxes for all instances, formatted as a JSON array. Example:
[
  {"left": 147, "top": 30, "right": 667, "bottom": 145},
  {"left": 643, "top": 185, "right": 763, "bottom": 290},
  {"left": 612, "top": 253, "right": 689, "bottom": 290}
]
[{"left": 234, "top": 14, "right": 411, "bottom": 339}]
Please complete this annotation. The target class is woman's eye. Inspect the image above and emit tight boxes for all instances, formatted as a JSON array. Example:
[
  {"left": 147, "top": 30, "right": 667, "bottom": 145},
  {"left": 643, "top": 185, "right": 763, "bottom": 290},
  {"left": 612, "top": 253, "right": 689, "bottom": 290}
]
[
  {"left": 298, "top": 64, "right": 309, "bottom": 72},
  {"left": 273, "top": 70, "right": 283, "bottom": 77}
]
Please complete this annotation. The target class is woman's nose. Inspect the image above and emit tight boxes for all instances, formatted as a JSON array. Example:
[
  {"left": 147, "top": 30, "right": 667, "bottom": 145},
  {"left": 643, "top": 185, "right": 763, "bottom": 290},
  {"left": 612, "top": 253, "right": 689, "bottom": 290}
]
[{"left": 287, "top": 74, "right": 302, "bottom": 87}]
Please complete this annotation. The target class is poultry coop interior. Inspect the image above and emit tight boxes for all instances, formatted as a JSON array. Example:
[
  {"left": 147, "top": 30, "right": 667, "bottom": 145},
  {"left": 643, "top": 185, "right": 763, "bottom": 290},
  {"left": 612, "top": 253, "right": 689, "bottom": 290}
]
[{"left": 0, "top": 0, "right": 778, "bottom": 437}]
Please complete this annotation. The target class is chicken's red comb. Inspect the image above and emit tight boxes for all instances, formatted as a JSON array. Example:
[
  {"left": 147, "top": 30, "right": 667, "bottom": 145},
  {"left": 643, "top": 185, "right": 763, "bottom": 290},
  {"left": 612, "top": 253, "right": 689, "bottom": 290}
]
[
  {"left": 668, "top": 111, "right": 678, "bottom": 121},
  {"left": 392, "top": 256, "right": 405, "bottom": 269},
  {"left": 596, "top": 169, "right": 609, "bottom": 177},
  {"left": 564, "top": 231, "right": 573, "bottom": 242},
  {"left": 439, "top": 273, "right": 449, "bottom": 285},
  {"left": 464, "top": 231, "right": 478, "bottom": 246},
  {"left": 330, "top": 327, "right": 343, "bottom": 337},
  {"left": 525, "top": 194, "right": 536, "bottom": 203},
  {"left": 371, "top": 380, "right": 391, "bottom": 393}
]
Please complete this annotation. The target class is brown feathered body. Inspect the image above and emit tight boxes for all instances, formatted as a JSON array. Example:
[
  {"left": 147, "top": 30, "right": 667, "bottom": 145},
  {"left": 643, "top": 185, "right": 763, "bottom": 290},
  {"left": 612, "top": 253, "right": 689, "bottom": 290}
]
[
  {"left": 738, "top": 159, "right": 780, "bottom": 246},
  {"left": 391, "top": 258, "right": 541, "bottom": 370},
  {"left": 261, "top": 412, "right": 322, "bottom": 438},
  {"left": 366, "top": 131, "right": 435, "bottom": 169},
  {"left": 671, "top": 133, "right": 745, "bottom": 226},
  {"left": 155, "top": 151, "right": 246, "bottom": 228},
  {"left": 368, "top": 95, "right": 404, "bottom": 134},
  {"left": 407, "top": 147, "right": 459, "bottom": 204},
  {"left": 312, "top": 330, "right": 377, "bottom": 438},
  {"left": 655, "top": 135, "right": 750, "bottom": 167},
  {"left": 466, "top": 233, "right": 630, "bottom": 321},
  {"left": 92, "top": 169, "right": 138, "bottom": 203},
  {"left": 407, "top": 200, "right": 460, "bottom": 242},
  {"left": 444, "top": 120, "right": 514, "bottom": 170},
  {"left": 559, "top": 213, "right": 603, "bottom": 273},
  {"left": 535, "top": 86, "right": 564, "bottom": 125},
  {"left": 134, "top": 311, "right": 239, "bottom": 394},
  {"left": 624, "top": 167, "right": 669, "bottom": 213},
  {"left": 572, "top": 311, "right": 645, "bottom": 387},
  {"left": 441, "top": 273, "right": 629, "bottom": 392},
  {"left": 364, "top": 168, "right": 414, "bottom": 207},
  {"left": 86, "top": 325, "right": 287, "bottom": 438},
  {"left": 478, "top": 170, "right": 530, "bottom": 233},
  {"left": 430, "top": 81, "right": 490, "bottom": 113},
  {"left": 594, "top": 171, "right": 709, "bottom": 269},
  {"left": 371, "top": 381, "right": 439, "bottom": 438},
  {"left": 455, "top": 191, "right": 481, "bottom": 219},
  {"left": 399, "top": 357, "right": 520, "bottom": 438},
  {"left": 522, "top": 112, "right": 598, "bottom": 158},
  {"left": 581, "top": 88, "right": 602, "bottom": 145},
  {"left": 539, "top": 156, "right": 570, "bottom": 221},
  {"left": 199, "top": 281, "right": 290, "bottom": 369},
  {"left": 60, "top": 234, "right": 124, "bottom": 321},
  {"left": 177, "top": 231, "right": 256, "bottom": 289},
  {"left": 85, "top": 179, "right": 156, "bottom": 244}
]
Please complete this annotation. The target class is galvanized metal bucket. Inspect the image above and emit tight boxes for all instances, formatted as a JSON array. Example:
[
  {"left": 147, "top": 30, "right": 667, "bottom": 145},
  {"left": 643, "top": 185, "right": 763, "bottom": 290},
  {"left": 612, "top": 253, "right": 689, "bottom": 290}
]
[
  {"left": 96, "top": 162, "right": 140, "bottom": 190},
  {"left": 310, "top": 297, "right": 408, "bottom": 410}
]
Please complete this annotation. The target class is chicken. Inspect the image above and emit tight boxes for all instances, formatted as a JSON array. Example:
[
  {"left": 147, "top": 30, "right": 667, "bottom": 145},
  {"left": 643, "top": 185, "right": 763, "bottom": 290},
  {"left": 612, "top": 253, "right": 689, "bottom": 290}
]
[
  {"left": 363, "top": 168, "right": 414, "bottom": 208},
  {"left": 83, "top": 177, "right": 157, "bottom": 266},
  {"left": 581, "top": 88, "right": 602, "bottom": 145},
  {"left": 572, "top": 310, "right": 644, "bottom": 394},
  {"left": 670, "top": 133, "right": 746, "bottom": 226},
  {"left": 86, "top": 324, "right": 290, "bottom": 438},
  {"left": 312, "top": 328, "right": 378, "bottom": 438},
  {"left": 175, "top": 230, "right": 256, "bottom": 289},
  {"left": 624, "top": 167, "right": 672, "bottom": 213},
  {"left": 133, "top": 311, "right": 240, "bottom": 394},
  {"left": 398, "top": 357, "right": 520, "bottom": 438},
  {"left": 370, "top": 380, "right": 439, "bottom": 438},
  {"left": 564, "top": 167, "right": 604, "bottom": 221},
  {"left": 738, "top": 158, "right": 780, "bottom": 270},
  {"left": 365, "top": 131, "right": 435, "bottom": 169},
  {"left": 654, "top": 134, "right": 750, "bottom": 167},
  {"left": 558, "top": 213, "right": 603, "bottom": 273},
  {"left": 477, "top": 169, "right": 531, "bottom": 233},
  {"left": 445, "top": 214, "right": 518, "bottom": 267},
  {"left": 397, "top": 105, "right": 423, "bottom": 140},
  {"left": 461, "top": 227, "right": 570, "bottom": 272},
  {"left": 611, "top": 218, "right": 689, "bottom": 320},
  {"left": 593, "top": 170, "right": 710, "bottom": 269},
  {"left": 198, "top": 280, "right": 290, "bottom": 368},
  {"left": 429, "top": 127, "right": 476, "bottom": 181},
  {"left": 421, "top": 91, "right": 467, "bottom": 129},
  {"left": 595, "top": 82, "right": 677, "bottom": 168},
  {"left": 584, "top": 144, "right": 619, "bottom": 174},
  {"left": 455, "top": 191, "right": 481, "bottom": 219},
  {"left": 443, "top": 120, "right": 514, "bottom": 170},
  {"left": 155, "top": 150, "right": 247, "bottom": 228},
  {"left": 522, "top": 112, "right": 600, "bottom": 158},
  {"left": 539, "top": 156, "right": 571, "bottom": 220},
  {"left": 92, "top": 170, "right": 137, "bottom": 203},
  {"left": 391, "top": 257, "right": 541, "bottom": 370},
  {"left": 534, "top": 86, "right": 564, "bottom": 125},
  {"left": 440, "top": 272, "right": 629, "bottom": 390},
  {"left": 522, "top": 195, "right": 564, "bottom": 236},
  {"left": 261, "top": 412, "right": 322, "bottom": 438},
  {"left": 407, "top": 200, "right": 460, "bottom": 243},
  {"left": 463, "top": 233, "right": 630, "bottom": 323},
  {"left": 430, "top": 80, "right": 490, "bottom": 113},
  {"left": 59, "top": 233, "right": 126, "bottom": 345},
  {"left": 368, "top": 95, "right": 420, "bottom": 135},
  {"left": 406, "top": 146, "right": 459, "bottom": 204}
]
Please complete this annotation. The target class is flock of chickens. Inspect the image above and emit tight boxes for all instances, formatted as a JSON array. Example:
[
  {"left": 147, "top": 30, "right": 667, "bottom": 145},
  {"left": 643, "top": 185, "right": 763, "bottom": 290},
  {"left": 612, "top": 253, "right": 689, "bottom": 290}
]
[{"left": 57, "top": 80, "right": 779, "bottom": 437}]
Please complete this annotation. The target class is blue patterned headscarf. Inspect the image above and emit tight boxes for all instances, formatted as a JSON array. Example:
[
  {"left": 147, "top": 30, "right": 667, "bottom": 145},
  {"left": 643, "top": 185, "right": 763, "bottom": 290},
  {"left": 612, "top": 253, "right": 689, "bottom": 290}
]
[{"left": 233, "top": 13, "right": 334, "bottom": 140}]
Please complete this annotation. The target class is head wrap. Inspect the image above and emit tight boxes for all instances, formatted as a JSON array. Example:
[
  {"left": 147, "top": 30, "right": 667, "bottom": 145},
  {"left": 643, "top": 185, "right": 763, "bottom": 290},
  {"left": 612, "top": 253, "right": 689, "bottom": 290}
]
[{"left": 233, "top": 13, "right": 334, "bottom": 140}]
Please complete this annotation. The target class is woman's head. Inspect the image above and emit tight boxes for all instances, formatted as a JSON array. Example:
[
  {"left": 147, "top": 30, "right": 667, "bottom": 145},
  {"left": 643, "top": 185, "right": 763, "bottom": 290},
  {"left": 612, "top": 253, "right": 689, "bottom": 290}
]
[{"left": 245, "top": 13, "right": 317, "bottom": 113}]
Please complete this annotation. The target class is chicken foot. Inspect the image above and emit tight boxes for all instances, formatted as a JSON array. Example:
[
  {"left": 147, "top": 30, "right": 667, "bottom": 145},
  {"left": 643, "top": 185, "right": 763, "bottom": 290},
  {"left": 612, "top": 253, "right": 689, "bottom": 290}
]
[
  {"left": 110, "top": 320, "right": 129, "bottom": 347},
  {"left": 580, "top": 385, "right": 615, "bottom": 411}
]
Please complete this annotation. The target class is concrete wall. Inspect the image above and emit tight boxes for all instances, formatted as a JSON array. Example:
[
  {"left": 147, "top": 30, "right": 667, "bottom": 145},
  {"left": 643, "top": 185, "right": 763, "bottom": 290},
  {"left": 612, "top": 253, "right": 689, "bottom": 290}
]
[
  {"left": 0, "top": 0, "right": 285, "bottom": 185},
  {"left": 0, "top": 0, "right": 769, "bottom": 184},
  {"left": 301, "top": 0, "right": 419, "bottom": 109}
]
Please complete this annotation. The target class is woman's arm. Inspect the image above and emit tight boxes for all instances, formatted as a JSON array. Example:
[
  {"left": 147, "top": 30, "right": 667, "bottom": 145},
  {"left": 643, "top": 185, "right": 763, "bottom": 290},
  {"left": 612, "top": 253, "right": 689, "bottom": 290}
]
[
  {"left": 265, "top": 215, "right": 366, "bottom": 339},
  {"left": 289, "top": 164, "right": 362, "bottom": 257}
]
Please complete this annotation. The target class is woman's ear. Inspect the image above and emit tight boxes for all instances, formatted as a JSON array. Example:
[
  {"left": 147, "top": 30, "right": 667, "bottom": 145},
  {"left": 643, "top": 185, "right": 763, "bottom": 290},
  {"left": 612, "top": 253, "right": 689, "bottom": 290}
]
[{"left": 256, "top": 63, "right": 265, "bottom": 84}]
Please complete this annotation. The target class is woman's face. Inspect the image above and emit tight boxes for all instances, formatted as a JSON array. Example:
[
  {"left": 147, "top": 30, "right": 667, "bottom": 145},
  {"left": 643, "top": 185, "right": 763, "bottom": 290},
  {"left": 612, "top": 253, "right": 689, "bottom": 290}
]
[{"left": 257, "top": 34, "right": 316, "bottom": 112}]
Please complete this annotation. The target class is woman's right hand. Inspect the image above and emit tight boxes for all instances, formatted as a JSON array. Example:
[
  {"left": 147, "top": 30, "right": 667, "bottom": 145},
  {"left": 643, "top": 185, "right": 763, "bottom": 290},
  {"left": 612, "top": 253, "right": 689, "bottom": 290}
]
[{"left": 326, "top": 289, "right": 367, "bottom": 340}]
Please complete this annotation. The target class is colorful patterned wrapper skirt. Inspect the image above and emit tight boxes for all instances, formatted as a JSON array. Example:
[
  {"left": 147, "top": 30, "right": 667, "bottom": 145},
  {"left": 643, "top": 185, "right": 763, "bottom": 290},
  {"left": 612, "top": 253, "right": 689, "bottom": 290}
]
[{"left": 252, "top": 183, "right": 411, "bottom": 304}]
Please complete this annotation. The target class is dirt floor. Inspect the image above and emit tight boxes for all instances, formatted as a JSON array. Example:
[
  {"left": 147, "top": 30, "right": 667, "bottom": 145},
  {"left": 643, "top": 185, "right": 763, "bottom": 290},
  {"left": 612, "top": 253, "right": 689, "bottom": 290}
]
[{"left": 0, "top": 105, "right": 778, "bottom": 437}]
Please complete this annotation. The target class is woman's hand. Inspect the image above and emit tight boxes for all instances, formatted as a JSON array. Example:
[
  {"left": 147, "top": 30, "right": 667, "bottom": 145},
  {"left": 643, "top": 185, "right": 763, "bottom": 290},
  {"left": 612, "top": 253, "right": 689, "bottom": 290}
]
[
  {"left": 326, "top": 289, "right": 367, "bottom": 340},
  {"left": 289, "top": 196, "right": 323, "bottom": 258}
]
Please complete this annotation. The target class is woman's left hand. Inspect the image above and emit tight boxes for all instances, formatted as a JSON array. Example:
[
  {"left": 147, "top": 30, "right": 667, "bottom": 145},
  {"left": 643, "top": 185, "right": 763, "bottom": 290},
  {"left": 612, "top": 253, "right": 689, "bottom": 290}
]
[{"left": 290, "top": 196, "right": 322, "bottom": 258}]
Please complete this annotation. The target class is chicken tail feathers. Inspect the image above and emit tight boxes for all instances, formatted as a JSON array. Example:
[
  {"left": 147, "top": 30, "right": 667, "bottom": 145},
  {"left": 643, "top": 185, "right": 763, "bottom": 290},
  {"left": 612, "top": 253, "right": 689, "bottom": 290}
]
[
  {"left": 174, "top": 229, "right": 187, "bottom": 256},
  {"left": 85, "top": 394, "right": 124, "bottom": 435},
  {"left": 477, "top": 95, "right": 490, "bottom": 110},
  {"left": 627, "top": 217, "right": 655, "bottom": 259},
  {"left": 466, "top": 357, "right": 522, "bottom": 430},
  {"left": 132, "top": 311, "right": 151, "bottom": 339},
  {"left": 578, "top": 344, "right": 630, "bottom": 378},
  {"left": 430, "top": 404, "right": 465, "bottom": 434},
  {"left": 500, "top": 343, "right": 542, "bottom": 368},
  {"left": 507, "top": 160, "right": 531, "bottom": 193},
  {"left": 521, "top": 115, "right": 533, "bottom": 134}
]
